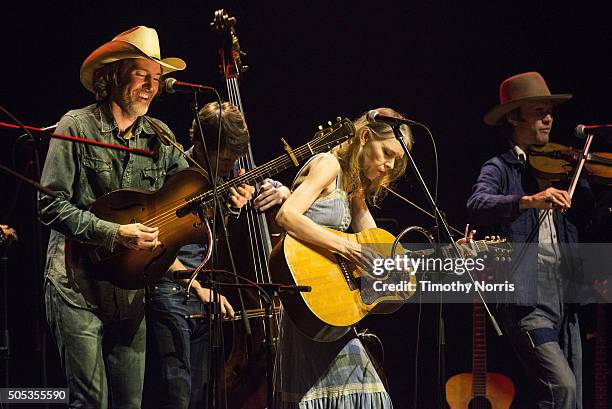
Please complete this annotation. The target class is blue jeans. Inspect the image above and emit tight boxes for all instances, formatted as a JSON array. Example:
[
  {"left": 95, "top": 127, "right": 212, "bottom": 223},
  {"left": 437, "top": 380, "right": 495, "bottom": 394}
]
[
  {"left": 501, "top": 265, "right": 582, "bottom": 409},
  {"left": 143, "top": 279, "right": 210, "bottom": 409},
  {"left": 45, "top": 282, "right": 146, "bottom": 409}
]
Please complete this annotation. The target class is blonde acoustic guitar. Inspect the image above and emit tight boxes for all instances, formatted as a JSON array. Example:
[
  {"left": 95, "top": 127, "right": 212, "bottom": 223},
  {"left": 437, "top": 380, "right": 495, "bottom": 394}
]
[{"left": 270, "top": 227, "right": 510, "bottom": 342}]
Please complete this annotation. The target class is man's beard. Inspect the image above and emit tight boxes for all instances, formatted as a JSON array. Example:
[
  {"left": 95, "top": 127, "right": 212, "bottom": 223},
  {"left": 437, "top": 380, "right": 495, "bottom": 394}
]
[{"left": 119, "top": 88, "right": 150, "bottom": 117}]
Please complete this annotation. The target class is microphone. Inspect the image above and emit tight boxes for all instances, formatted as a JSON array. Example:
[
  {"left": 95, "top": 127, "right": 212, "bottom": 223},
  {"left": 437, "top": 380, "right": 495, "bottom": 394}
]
[
  {"left": 163, "top": 78, "right": 215, "bottom": 94},
  {"left": 575, "top": 124, "right": 612, "bottom": 139},
  {"left": 366, "top": 110, "right": 417, "bottom": 126}
]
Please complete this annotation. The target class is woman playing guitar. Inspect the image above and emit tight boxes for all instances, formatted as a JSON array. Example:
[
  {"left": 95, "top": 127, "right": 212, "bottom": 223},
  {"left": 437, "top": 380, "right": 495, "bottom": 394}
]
[{"left": 273, "top": 108, "right": 411, "bottom": 408}]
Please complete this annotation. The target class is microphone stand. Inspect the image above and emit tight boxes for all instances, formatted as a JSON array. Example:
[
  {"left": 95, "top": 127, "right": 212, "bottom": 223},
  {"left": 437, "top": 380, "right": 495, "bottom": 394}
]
[
  {"left": 189, "top": 91, "right": 252, "bottom": 409},
  {"left": 391, "top": 124, "right": 502, "bottom": 409},
  {"left": 0, "top": 231, "right": 13, "bottom": 408}
]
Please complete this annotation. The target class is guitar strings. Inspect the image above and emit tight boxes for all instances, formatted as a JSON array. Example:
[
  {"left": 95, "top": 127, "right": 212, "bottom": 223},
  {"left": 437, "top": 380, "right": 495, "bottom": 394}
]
[
  {"left": 145, "top": 129, "right": 330, "bottom": 225},
  {"left": 138, "top": 129, "right": 344, "bottom": 230}
]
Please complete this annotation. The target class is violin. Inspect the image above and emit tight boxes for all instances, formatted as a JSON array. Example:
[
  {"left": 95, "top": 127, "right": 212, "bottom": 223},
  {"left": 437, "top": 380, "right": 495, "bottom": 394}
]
[{"left": 529, "top": 143, "right": 612, "bottom": 185}]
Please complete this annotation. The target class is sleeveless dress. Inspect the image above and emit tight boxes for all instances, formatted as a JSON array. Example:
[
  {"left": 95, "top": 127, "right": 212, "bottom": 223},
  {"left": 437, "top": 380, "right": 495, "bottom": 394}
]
[{"left": 274, "top": 154, "right": 393, "bottom": 409}]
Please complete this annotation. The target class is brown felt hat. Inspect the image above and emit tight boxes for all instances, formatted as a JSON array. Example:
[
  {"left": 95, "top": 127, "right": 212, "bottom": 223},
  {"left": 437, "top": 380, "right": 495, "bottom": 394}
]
[
  {"left": 483, "top": 72, "right": 572, "bottom": 126},
  {"left": 80, "top": 26, "right": 186, "bottom": 93}
]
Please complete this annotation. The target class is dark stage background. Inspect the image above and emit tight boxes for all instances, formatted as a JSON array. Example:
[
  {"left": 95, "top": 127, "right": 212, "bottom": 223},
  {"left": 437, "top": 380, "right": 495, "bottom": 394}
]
[{"left": 1, "top": 1, "right": 610, "bottom": 408}]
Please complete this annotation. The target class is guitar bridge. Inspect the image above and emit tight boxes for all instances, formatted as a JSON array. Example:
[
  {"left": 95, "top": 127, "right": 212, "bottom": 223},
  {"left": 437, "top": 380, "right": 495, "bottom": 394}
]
[{"left": 335, "top": 255, "right": 359, "bottom": 291}]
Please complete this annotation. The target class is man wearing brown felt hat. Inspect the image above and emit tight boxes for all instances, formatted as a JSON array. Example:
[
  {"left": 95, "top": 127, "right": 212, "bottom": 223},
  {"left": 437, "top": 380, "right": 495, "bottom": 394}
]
[
  {"left": 39, "top": 26, "right": 191, "bottom": 408},
  {"left": 468, "top": 72, "right": 591, "bottom": 409}
]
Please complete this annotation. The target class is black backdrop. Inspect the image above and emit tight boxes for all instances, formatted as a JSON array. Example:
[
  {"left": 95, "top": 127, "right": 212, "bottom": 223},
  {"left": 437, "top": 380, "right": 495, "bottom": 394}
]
[{"left": 1, "top": 1, "right": 610, "bottom": 408}]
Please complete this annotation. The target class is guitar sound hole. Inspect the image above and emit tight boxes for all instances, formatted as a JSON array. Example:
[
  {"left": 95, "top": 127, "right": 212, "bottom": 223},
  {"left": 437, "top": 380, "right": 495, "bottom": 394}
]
[{"left": 468, "top": 396, "right": 492, "bottom": 409}]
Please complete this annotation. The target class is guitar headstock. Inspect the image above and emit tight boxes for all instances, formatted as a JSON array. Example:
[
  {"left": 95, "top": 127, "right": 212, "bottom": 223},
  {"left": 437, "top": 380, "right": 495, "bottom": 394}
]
[
  {"left": 211, "top": 9, "right": 247, "bottom": 78},
  {"left": 309, "top": 118, "right": 356, "bottom": 154},
  {"left": 480, "top": 236, "right": 513, "bottom": 263}
]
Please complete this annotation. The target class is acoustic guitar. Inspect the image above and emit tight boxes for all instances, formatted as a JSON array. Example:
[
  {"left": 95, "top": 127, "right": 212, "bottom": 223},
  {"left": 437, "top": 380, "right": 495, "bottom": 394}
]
[
  {"left": 269, "top": 227, "right": 511, "bottom": 342},
  {"left": 72, "top": 119, "right": 355, "bottom": 289},
  {"left": 445, "top": 288, "right": 515, "bottom": 409}
]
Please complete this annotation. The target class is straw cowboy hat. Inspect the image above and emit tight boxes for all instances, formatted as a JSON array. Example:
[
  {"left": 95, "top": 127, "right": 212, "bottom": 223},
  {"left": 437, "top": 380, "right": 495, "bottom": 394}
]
[
  {"left": 80, "top": 25, "right": 186, "bottom": 93},
  {"left": 483, "top": 72, "right": 572, "bottom": 126}
]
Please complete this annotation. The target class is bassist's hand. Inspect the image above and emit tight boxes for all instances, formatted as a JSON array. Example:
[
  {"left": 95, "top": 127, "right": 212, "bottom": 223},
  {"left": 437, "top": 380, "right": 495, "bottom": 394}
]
[
  {"left": 117, "top": 223, "right": 160, "bottom": 251},
  {"left": 194, "top": 287, "right": 235, "bottom": 320}
]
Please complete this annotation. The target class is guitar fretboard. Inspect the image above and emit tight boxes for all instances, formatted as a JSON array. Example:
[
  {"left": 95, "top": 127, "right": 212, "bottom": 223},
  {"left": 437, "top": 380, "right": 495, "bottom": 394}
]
[
  {"left": 191, "top": 123, "right": 353, "bottom": 211},
  {"left": 472, "top": 302, "right": 487, "bottom": 397}
]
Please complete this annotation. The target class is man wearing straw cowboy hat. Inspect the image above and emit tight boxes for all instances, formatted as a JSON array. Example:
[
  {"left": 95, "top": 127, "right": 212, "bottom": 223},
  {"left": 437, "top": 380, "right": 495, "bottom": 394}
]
[
  {"left": 38, "top": 26, "right": 249, "bottom": 408},
  {"left": 467, "top": 72, "right": 591, "bottom": 408}
]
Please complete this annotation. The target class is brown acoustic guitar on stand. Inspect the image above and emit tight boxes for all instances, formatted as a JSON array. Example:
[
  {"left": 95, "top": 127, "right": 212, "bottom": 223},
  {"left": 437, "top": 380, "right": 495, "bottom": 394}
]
[{"left": 445, "top": 273, "right": 515, "bottom": 409}]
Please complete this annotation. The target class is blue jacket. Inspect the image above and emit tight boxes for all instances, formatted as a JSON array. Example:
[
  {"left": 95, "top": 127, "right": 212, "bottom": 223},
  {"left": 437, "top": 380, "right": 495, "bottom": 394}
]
[{"left": 466, "top": 148, "right": 590, "bottom": 304}]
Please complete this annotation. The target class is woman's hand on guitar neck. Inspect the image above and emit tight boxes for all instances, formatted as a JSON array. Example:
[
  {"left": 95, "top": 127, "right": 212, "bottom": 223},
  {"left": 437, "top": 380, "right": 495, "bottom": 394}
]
[
  {"left": 116, "top": 223, "right": 160, "bottom": 251},
  {"left": 456, "top": 224, "right": 478, "bottom": 258}
]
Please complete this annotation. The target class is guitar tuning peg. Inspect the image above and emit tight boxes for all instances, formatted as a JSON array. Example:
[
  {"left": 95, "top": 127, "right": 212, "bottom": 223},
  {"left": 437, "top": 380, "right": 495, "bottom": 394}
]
[
  {"left": 496, "top": 235, "right": 501, "bottom": 241},
  {"left": 336, "top": 117, "right": 342, "bottom": 122},
  {"left": 495, "top": 256, "right": 500, "bottom": 262},
  {"left": 318, "top": 125, "right": 323, "bottom": 130},
  {"left": 327, "top": 121, "right": 333, "bottom": 126},
  {"left": 485, "top": 236, "right": 490, "bottom": 240}
]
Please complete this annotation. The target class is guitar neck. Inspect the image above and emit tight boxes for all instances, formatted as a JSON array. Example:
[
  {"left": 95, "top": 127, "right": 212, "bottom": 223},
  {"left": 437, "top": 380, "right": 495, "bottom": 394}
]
[
  {"left": 594, "top": 302, "right": 607, "bottom": 409},
  {"left": 196, "top": 135, "right": 340, "bottom": 210},
  {"left": 409, "top": 240, "right": 492, "bottom": 259},
  {"left": 472, "top": 302, "right": 487, "bottom": 397}
]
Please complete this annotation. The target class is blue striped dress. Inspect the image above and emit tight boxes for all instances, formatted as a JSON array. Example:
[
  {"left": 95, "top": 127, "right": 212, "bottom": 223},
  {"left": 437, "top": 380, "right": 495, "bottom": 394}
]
[{"left": 274, "top": 154, "right": 393, "bottom": 409}]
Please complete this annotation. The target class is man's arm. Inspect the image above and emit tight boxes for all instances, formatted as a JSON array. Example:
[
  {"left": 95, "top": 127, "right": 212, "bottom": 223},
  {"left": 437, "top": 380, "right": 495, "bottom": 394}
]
[
  {"left": 39, "top": 114, "right": 163, "bottom": 251},
  {"left": 466, "top": 159, "right": 524, "bottom": 225},
  {"left": 38, "top": 115, "right": 119, "bottom": 250}
]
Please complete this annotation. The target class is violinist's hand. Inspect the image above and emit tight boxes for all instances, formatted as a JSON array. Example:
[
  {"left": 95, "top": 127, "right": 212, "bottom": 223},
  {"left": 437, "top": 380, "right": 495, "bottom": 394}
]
[{"left": 520, "top": 187, "right": 571, "bottom": 210}]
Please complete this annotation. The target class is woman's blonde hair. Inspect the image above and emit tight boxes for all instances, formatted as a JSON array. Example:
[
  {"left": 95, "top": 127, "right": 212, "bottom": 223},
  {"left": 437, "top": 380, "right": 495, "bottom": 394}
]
[{"left": 333, "top": 108, "right": 413, "bottom": 206}]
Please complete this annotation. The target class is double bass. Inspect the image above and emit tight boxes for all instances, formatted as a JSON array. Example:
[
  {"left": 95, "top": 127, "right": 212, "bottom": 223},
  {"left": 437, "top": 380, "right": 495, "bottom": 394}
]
[{"left": 211, "top": 10, "right": 280, "bottom": 409}]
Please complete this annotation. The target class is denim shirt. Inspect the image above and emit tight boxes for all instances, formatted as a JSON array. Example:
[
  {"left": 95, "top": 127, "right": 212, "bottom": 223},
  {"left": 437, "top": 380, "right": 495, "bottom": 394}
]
[
  {"left": 466, "top": 148, "right": 591, "bottom": 305},
  {"left": 39, "top": 102, "right": 189, "bottom": 312}
]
